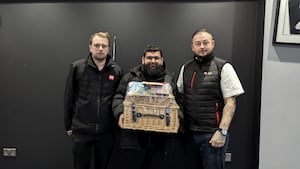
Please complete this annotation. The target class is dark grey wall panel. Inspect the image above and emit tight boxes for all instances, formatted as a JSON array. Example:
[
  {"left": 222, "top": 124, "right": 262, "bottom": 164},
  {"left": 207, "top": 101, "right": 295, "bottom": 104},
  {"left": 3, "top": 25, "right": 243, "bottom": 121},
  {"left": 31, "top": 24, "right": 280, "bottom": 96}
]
[{"left": 0, "top": 1, "right": 263, "bottom": 169}]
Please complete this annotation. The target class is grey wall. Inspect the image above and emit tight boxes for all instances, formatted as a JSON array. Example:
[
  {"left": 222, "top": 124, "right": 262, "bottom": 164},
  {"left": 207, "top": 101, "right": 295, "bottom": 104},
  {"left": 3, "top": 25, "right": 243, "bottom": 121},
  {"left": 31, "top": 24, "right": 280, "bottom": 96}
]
[
  {"left": 0, "top": 1, "right": 263, "bottom": 169},
  {"left": 260, "top": 0, "right": 300, "bottom": 169}
]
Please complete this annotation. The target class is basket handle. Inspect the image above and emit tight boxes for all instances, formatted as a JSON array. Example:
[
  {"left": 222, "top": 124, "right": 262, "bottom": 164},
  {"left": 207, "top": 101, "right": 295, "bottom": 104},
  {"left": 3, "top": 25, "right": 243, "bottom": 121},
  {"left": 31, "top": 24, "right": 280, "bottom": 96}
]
[
  {"left": 131, "top": 103, "right": 171, "bottom": 126},
  {"left": 132, "top": 103, "right": 137, "bottom": 122},
  {"left": 165, "top": 107, "right": 171, "bottom": 126},
  {"left": 135, "top": 113, "right": 165, "bottom": 120}
]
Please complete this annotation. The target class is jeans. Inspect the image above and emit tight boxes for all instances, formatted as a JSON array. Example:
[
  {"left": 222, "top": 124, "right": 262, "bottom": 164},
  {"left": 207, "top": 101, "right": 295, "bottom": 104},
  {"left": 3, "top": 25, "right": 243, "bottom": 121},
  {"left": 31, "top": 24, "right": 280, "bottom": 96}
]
[
  {"left": 184, "top": 132, "right": 229, "bottom": 169},
  {"left": 72, "top": 131, "right": 113, "bottom": 169}
]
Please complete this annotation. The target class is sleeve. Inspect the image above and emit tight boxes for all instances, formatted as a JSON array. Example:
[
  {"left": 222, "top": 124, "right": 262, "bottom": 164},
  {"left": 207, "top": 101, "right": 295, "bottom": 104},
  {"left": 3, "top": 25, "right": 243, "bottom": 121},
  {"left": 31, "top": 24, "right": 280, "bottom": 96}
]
[
  {"left": 112, "top": 73, "right": 131, "bottom": 119},
  {"left": 220, "top": 63, "right": 245, "bottom": 98},
  {"left": 64, "top": 64, "right": 76, "bottom": 131},
  {"left": 168, "top": 74, "right": 184, "bottom": 120},
  {"left": 176, "top": 65, "right": 185, "bottom": 94},
  {"left": 113, "top": 63, "right": 124, "bottom": 84}
]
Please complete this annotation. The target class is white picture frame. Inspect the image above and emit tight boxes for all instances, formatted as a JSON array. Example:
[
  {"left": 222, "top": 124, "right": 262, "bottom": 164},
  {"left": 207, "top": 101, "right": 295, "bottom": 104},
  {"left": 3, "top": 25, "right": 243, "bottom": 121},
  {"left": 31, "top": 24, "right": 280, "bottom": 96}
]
[{"left": 274, "top": 0, "right": 300, "bottom": 44}]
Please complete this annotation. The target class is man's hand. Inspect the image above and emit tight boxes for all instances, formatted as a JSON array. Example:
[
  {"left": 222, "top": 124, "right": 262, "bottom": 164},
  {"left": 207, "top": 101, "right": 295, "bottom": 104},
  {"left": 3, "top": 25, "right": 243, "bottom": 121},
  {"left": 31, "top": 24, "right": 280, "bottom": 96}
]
[
  {"left": 66, "top": 130, "right": 73, "bottom": 136},
  {"left": 177, "top": 118, "right": 180, "bottom": 131},
  {"left": 118, "top": 113, "right": 124, "bottom": 128},
  {"left": 209, "top": 130, "right": 226, "bottom": 148},
  {"left": 209, "top": 96, "right": 235, "bottom": 148}
]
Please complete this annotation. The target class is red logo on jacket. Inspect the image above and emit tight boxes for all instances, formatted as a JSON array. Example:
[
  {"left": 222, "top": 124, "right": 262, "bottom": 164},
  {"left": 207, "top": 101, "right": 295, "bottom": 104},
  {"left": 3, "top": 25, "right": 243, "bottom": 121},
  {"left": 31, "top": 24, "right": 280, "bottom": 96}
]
[{"left": 109, "top": 74, "right": 115, "bottom": 81}]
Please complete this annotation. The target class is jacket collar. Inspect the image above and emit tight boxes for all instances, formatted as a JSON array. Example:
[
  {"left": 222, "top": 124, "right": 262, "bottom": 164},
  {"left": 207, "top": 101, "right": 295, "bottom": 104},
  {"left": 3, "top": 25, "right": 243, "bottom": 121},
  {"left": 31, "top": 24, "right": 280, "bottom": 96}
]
[
  {"left": 194, "top": 52, "right": 215, "bottom": 64},
  {"left": 87, "top": 54, "right": 113, "bottom": 69}
]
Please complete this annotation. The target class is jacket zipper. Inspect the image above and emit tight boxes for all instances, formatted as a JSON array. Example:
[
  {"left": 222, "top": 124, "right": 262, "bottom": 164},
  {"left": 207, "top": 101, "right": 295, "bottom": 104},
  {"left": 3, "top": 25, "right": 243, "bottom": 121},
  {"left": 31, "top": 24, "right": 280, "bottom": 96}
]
[
  {"left": 191, "top": 71, "right": 197, "bottom": 114},
  {"left": 96, "top": 96, "right": 100, "bottom": 132},
  {"left": 96, "top": 74, "right": 101, "bottom": 132},
  {"left": 190, "top": 71, "right": 197, "bottom": 90}
]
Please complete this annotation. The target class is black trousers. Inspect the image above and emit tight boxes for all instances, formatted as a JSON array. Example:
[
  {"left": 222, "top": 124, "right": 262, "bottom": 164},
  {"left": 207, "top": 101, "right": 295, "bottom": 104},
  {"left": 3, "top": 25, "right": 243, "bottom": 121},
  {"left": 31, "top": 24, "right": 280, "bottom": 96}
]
[
  {"left": 72, "top": 131, "right": 113, "bottom": 169},
  {"left": 108, "top": 135, "right": 184, "bottom": 169}
]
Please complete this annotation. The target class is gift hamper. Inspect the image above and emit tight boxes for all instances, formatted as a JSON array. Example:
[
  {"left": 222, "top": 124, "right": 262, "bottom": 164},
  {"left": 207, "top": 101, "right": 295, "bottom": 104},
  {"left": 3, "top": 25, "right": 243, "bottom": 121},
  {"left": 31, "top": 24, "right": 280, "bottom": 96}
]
[{"left": 123, "top": 81, "right": 179, "bottom": 133}]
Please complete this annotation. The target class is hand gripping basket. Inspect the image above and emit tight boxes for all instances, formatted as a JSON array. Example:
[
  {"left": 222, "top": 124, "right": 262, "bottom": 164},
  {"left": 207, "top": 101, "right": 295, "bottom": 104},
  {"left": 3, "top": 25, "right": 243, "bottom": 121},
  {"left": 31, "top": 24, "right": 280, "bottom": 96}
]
[{"left": 123, "top": 81, "right": 179, "bottom": 133}]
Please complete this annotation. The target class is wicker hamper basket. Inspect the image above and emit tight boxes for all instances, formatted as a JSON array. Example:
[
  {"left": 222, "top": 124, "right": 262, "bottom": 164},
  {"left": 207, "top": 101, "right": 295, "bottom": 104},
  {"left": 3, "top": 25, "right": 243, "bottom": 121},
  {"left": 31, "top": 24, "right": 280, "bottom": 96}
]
[{"left": 122, "top": 82, "right": 179, "bottom": 133}]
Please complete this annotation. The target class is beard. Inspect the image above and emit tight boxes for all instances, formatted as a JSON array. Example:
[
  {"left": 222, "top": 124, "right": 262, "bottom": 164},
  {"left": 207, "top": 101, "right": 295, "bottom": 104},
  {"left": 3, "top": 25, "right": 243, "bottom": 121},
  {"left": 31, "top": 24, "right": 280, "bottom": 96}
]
[
  {"left": 194, "top": 51, "right": 214, "bottom": 62},
  {"left": 143, "top": 64, "right": 165, "bottom": 78},
  {"left": 195, "top": 50, "right": 211, "bottom": 58}
]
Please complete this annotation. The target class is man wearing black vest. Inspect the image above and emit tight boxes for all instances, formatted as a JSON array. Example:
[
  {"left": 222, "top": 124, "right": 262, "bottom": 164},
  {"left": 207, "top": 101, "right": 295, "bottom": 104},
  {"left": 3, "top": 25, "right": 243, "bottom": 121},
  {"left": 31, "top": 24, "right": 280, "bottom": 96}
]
[{"left": 176, "top": 28, "right": 244, "bottom": 169}]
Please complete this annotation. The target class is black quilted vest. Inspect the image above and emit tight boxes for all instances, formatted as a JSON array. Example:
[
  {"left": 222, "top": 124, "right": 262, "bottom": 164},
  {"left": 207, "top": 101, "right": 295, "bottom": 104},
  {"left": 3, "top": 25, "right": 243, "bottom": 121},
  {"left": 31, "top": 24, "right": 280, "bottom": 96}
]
[{"left": 183, "top": 55, "right": 227, "bottom": 132}]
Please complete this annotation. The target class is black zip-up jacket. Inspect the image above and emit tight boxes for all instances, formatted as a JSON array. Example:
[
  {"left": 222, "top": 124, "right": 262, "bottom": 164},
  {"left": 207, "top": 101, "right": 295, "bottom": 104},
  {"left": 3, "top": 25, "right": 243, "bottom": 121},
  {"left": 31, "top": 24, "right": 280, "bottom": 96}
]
[{"left": 64, "top": 55, "right": 123, "bottom": 135}]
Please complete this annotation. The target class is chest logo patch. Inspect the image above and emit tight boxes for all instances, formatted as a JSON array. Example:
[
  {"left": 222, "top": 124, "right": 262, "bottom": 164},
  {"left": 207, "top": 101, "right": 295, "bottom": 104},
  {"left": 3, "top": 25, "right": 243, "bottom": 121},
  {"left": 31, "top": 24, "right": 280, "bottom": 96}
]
[
  {"left": 203, "top": 71, "right": 213, "bottom": 75},
  {"left": 109, "top": 74, "right": 115, "bottom": 81}
]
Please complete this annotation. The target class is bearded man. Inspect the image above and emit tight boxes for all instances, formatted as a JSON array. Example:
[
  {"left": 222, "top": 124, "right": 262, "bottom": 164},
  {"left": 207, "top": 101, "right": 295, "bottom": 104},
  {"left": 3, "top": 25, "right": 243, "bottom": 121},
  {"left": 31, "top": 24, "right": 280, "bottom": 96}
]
[{"left": 110, "top": 44, "right": 183, "bottom": 169}]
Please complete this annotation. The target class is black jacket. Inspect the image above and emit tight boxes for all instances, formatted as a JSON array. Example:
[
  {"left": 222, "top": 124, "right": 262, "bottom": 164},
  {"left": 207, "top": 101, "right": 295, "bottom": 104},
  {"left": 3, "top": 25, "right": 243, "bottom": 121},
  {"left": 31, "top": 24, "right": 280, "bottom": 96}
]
[{"left": 64, "top": 55, "right": 123, "bottom": 135}]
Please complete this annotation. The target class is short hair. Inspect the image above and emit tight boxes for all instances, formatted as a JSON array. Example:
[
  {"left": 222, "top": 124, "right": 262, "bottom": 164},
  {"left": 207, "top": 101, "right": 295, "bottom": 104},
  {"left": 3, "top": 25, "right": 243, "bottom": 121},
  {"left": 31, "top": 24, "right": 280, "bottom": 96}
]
[
  {"left": 143, "top": 44, "right": 163, "bottom": 57},
  {"left": 88, "top": 32, "right": 111, "bottom": 46},
  {"left": 192, "top": 28, "right": 214, "bottom": 40}
]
